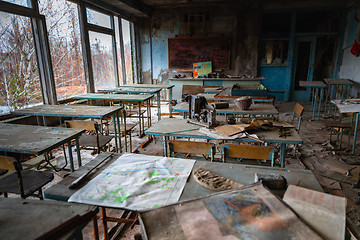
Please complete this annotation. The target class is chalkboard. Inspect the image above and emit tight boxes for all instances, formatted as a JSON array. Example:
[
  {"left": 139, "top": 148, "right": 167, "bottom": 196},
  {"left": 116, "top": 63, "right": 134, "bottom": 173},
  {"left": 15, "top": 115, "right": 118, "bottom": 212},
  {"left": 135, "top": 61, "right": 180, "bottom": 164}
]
[{"left": 168, "top": 37, "right": 231, "bottom": 70}]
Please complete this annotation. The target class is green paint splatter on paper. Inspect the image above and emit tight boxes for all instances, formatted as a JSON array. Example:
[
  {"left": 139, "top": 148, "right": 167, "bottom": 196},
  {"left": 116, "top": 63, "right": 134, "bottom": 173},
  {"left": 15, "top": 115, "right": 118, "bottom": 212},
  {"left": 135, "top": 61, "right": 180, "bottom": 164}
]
[
  {"left": 113, "top": 194, "right": 129, "bottom": 203},
  {"left": 145, "top": 179, "right": 160, "bottom": 184}
]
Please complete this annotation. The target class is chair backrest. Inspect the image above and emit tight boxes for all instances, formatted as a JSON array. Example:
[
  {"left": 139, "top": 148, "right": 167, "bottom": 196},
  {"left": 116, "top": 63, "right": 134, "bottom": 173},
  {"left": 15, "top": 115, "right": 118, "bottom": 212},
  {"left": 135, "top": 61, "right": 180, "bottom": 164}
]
[
  {"left": 0, "top": 155, "right": 21, "bottom": 172},
  {"left": 222, "top": 144, "right": 276, "bottom": 166},
  {"left": 167, "top": 140, "right": 215, "bottom": 161},
  {"left": 65, "top": 120, "right": 97, "bottom": 131},
  {"left": 292, "top": 103, "right": 304, "bottom": 131}
]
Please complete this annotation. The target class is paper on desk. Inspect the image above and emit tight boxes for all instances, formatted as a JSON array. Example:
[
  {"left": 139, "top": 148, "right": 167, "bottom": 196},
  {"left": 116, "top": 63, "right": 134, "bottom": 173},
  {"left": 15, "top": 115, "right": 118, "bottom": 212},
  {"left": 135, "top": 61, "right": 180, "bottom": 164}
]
[
  {"left": 68, "top": 153, "right": 195, "bottom": 211},
  {"left": 199, "top": 127, "right": 259, "bottom": 140}
]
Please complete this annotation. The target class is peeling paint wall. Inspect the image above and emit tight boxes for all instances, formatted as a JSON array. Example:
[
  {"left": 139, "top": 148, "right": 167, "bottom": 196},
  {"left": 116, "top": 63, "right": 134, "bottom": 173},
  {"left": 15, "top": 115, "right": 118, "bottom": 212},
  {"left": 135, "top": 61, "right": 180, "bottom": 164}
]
[
  {"left": 139, "top": 4, "right": 260, "bottom": 86},
  {"left": 338, "top": 7, "right": 360, "bottom": 97}
]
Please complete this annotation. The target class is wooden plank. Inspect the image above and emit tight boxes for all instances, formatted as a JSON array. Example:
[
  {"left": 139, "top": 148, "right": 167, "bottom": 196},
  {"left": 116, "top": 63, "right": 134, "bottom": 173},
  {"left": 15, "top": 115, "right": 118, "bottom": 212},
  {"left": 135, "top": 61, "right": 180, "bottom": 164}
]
[
  {"left": 66, "top": 120, "right": 96, "bottom": 131},
  {"left": 215, "top": 125, "right": 245, "bottom": 136},
  {"left": 223, "top": 144, "right": 274, "bottom": 160},
  {"left": 169, "top": 140, "right": 213, "bottom": 155}
]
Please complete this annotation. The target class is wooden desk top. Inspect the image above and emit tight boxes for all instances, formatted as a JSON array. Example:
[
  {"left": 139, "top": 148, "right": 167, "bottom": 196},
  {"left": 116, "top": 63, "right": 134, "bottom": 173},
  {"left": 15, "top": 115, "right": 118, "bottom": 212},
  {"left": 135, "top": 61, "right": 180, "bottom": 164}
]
[
  {"left": 0, "top": 198, "right": 97, "bottom": 240},
  {"left": 324, "top": 78, "right": 353, "bottom": 85},
  {"left": 122, "top": 84, "right": 175, "bottom": 89},
  {"left": 299, "top": 81, "right": 326, "bottom": 88},
  {"left": 11, "top": 104, "right": 122, "bottom": 118},
  {"left": 98, "top": 87, "right": 161, "bottom": 94},
  {"left": 44, "top": 152, "right": 322, "bottom": 203},
  {"left": 145, "top": 119, "right": 302, "bottom": 144},
  {"left": 73, "top": 93, "right": 154, "bottom": 102},
  {"left": 173, "top": 102, "right": 278, "bottom": 115},
  {"left": 333, "top": 99, "right": 360, "bottom": 113},
  {"left": 0, "top": 123, "right": 84, "bottom": 155}
]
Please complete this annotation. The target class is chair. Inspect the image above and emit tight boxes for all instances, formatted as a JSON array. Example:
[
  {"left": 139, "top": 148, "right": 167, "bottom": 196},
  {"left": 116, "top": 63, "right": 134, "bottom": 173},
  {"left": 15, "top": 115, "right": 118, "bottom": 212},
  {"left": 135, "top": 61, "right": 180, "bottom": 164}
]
[
  {"left": 167, "top": 140, "right": 216, "bottom": 161},
  {"left": 65, "top": 120, "right": 114, "bottom": 154},
  {"left": 221, "top": 144, "right": 277, "bottom": 167},
  {"left": 291, "top": 103, "right": 304, "bottom": 154},
  {"left": 0, "top": 155, "right": 54, "bottom": 199},
  {"left": 324, "top": 113, "right": 354, "bottom": 149}
]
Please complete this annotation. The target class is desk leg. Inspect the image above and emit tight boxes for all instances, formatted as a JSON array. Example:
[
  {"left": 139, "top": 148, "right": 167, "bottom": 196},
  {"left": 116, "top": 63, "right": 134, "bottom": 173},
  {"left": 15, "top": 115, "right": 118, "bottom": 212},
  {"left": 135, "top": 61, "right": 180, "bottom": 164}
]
[
  {"left": 116, "top": 112, "right": 122, "bottom": 153},
  {"left": 169, "top": 88, "right": 173, "bottom": 118},
  {"left": 75, "top": 138, "right": 81, "bottom": 167},
  {"left": 311, "top": 88, "right": 315, "bottom": 119},
  {"left": 112, "top": 114, "right": 118, "bottom": 153},
  {"left": 67, "top": 141, "right": 75, "bottom": 172},
  {"left": 123, "top": 109, "right": 129, "bottom": 152},
  {"left": 157, "top": 92, "right": 161, "bottom": 121},
  {"left": 43, "top": 116, "right": 47, "bottom": 126},
  {"left": 92, "top": 215, "right": 99, "bottom": 240},
  {"left": 318, "top": 88, "right": 324, "bottom": 120},
  {"left": 352, "top": 113, "right": 359, "bottom": 154},
  {"left": 163, "top": 136, "right": 168, "bottom": 157},
  {"left": 280, "top": 143, "right": 286, "bottom": 168},
  {"left": 138, "top": 102, "right": 143, "bottom": 136},
  {"left": 147, "top": 99, "right": 151, "bottom": 128},
  {"left": 36, "top": 116, "right": 41, "bottom": 126},
  {"left": 100, "top": 207, "right": 109, "bottom": 240}
]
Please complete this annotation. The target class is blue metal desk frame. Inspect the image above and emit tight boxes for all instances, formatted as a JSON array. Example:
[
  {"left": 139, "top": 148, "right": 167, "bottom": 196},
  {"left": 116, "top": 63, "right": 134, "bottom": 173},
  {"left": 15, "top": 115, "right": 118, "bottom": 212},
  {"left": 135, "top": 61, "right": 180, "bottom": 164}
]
[
  {"left": 324, "top": 79, "right": 353, "bottom": 117},
  {"left": 12, "top": 104, "right": 125, "bottom": 154},
  {"left": 299, "top": 81, "right": 326, "bottom": 120},
  {"left": 98, "top": 87, "right": 162, "bottom": 121},
  {"left": 145, "top": 119, "right": 302, "bottom": 168}
]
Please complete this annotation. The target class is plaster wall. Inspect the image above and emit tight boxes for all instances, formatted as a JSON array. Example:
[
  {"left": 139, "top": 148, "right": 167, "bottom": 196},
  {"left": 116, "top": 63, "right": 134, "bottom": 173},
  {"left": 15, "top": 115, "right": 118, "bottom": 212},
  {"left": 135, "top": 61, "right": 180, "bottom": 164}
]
[
  {"left": 338, "top": 8, "right": 360, "bottom": 97},
  {"left": 139, "top": 4, "right": 260, "bottom": 85}
]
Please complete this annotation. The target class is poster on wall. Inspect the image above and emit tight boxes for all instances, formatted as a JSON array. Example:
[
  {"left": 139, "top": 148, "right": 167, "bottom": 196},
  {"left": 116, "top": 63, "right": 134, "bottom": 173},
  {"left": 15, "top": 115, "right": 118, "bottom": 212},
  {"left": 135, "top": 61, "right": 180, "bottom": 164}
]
[{"left": 193, "top": 61, "right": 212, "bottom": 77}]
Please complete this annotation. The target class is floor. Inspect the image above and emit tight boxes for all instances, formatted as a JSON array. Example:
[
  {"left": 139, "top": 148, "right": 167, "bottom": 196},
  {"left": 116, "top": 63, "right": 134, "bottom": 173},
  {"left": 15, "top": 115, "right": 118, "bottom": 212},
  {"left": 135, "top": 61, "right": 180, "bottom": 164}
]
[{"left": 7, "top": 101, "right": 360, "bottom": 239}]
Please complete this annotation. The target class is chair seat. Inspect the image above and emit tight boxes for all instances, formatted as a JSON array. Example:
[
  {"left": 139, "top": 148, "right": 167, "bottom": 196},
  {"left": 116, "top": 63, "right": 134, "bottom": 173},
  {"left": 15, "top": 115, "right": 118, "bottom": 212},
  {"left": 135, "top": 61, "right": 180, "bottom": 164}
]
[
  {"left": 0, "top": 170, "right": 53, "bottom": 197},
  {"left": 78, "top": 135, "right": 113, "bottom": 148}
]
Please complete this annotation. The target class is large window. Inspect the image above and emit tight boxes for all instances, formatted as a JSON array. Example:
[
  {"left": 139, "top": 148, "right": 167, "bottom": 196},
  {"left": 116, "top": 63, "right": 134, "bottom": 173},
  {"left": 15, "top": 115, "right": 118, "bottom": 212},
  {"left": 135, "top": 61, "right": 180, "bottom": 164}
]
[
  {"left": 0, "top": 11, "right": 42, "bottom": 114},
  {"left": 39, "top": 0, "right": 86, "bottom": 100},
  {"left": 89, "top": 31, "right": 116, "bottom": 91},
  {"left": 114, "top": 16, "right": 123, "bottom": 85},
  {"left": 122, "top": 19, "right": 133, "bottom": 84}
]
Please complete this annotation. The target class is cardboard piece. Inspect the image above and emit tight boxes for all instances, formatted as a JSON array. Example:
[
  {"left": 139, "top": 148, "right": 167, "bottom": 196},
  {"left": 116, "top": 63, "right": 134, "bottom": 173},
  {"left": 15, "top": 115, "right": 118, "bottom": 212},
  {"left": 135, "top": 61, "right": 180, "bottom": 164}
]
[{"left": 283, "top": 185, "right": 346, "bottom": 240}]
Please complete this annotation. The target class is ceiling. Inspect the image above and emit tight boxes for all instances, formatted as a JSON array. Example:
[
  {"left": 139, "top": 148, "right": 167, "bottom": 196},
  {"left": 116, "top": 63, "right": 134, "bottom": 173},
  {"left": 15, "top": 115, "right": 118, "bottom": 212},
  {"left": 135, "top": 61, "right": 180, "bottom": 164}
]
[{"left": 93, "top": 0, "right": 346, "bottom": 19}]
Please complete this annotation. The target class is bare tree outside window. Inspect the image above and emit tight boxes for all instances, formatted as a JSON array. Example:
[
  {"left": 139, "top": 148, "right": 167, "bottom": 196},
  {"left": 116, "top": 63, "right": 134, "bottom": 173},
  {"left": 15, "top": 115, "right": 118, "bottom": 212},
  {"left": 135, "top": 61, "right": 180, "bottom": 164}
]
[
  {"left": 0, "top": 11, "right": 41, "bottom": 114},
  {"left": 39, "top": 0, "right": 86, "bottom": 100}
]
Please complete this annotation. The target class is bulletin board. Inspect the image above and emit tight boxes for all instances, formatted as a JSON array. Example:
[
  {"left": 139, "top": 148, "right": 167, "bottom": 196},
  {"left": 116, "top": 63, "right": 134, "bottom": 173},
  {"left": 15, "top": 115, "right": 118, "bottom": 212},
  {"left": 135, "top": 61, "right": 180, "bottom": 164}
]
[{"left": 168, "top": 37, "right": 231, "bottom": 70}]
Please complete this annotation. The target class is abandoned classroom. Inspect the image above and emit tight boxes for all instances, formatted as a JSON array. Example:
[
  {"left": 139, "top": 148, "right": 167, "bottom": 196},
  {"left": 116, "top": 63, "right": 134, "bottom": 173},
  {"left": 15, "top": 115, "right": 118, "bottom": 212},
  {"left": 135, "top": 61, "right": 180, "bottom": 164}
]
[{"left": 1, "top": 0, "right": 360, "bottom": 239}]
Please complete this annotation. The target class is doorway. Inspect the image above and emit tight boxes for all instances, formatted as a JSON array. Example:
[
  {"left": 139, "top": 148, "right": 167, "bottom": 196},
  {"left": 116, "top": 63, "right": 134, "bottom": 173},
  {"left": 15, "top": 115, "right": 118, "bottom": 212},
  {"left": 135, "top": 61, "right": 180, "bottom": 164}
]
[{"left": 291, "top": 37, "right": 316, "bottom": 102}]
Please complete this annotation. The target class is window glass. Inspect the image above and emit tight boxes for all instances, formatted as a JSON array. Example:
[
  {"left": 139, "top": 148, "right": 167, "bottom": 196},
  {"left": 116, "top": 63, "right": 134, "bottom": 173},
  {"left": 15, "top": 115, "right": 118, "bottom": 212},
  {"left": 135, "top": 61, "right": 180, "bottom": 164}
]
[
  {"left": 2, "top": 0, "right": 31, "bottom": 8},
  {"left": 38, "top": 0, "right": 86, "bottom": 100},
  {"left": 0, "top": 11, "right": 41, "bottom": 114},
  {"left": 86, "top": 8, "right": 111, "bottom": 29},
  {"left": 114, "top": 16, "right": 123, "bottom": 85},
  {"left": 89, "top": 31, "right": 116, "bottom": 91},
  {"left": 121, "top": 19, "right": 133, "bottom": 84}
]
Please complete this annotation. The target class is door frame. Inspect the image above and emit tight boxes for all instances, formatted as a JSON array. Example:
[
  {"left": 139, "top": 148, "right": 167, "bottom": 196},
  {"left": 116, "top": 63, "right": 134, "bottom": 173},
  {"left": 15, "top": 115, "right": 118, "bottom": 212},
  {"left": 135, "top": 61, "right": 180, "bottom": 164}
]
[{"left": 291, "top": 36, "right": 317, "bottom": 102}]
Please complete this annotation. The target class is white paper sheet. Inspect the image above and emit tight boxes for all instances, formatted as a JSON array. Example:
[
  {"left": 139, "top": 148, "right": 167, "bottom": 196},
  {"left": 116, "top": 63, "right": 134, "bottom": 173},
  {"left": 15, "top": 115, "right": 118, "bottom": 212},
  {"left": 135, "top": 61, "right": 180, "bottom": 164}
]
[{"left": 68, "top": 153, "right": 195, "bottom": 211}]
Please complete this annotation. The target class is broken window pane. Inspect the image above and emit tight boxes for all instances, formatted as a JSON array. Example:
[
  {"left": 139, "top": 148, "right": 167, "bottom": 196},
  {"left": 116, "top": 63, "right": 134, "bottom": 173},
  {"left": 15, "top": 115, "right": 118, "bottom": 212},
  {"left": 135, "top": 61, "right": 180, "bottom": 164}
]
[
  {"left": 38, "top": 0, "right": 86, "bottom": 100},
  {"left": 0, "top": 11, "right": 42, "bottom": 114}
]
